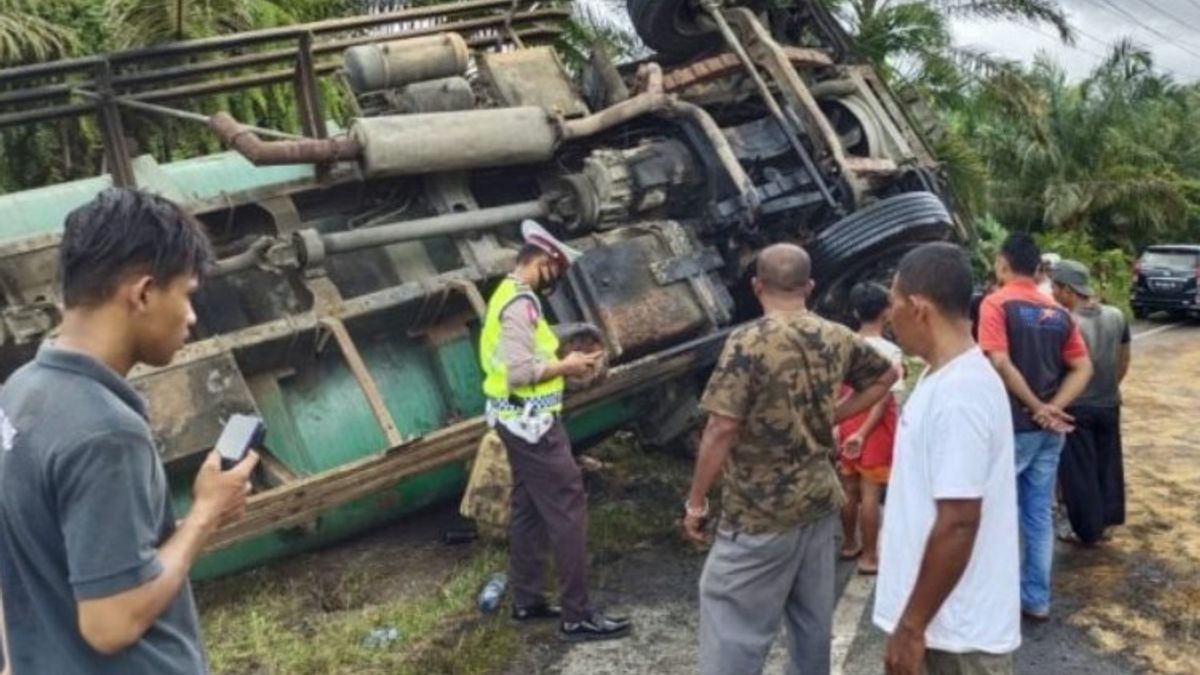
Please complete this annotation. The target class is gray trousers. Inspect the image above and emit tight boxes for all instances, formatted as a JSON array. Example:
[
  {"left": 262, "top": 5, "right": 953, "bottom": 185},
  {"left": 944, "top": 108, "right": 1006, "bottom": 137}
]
[
  {"left": 498, "top": 420, "right": 593, "bottom": 623},
  {"left": 699, "top": 512, "right": 837, "bottom": 675}
]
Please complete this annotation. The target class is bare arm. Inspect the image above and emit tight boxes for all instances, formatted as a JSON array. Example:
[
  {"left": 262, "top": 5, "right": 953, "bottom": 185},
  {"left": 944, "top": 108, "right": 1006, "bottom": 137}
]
[
  {"left": 77, "top": 509, "right": 218, "bottom": 654},
  {"left": 898, "top": 499, "right": 981, "bottom": 629},
  {"left": 687, "top": 415, "right": 740, "bottom": 509},
  {"left": 1117, "top": 344, "right": 1131, "bottom": 384},
  {"left": 852, "top": 396, "right": 890, "bottom": 440},
  {"left": 835, "top": 368, "right": 898, "bottom": 422},
  {"left": 1047, "top": 355, "right": 1093, "bottom": 411},
  {"left": 682, "top": 415, "right": 740, "bottom": 543},
  {"left": 76, "top": 452, "right": 256, "bottom": 655},
  {"left": 885, "top": 500, "right": 982, "bottom": 674}
]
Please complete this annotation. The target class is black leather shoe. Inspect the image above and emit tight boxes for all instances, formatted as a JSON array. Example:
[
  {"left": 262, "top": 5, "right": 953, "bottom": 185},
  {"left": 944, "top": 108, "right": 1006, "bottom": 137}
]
[
  {"left": 560, "top": 611, "right": 632, "bottom": 642},
  {"left": 512, "top": 602, "right": 562, "bottom": 622}
]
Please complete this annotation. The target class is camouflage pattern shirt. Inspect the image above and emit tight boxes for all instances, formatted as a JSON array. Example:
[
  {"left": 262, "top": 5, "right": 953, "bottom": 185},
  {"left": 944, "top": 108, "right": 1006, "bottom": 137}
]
[{"left": 701, "top": 310, "right": 894, "bottom": 533}]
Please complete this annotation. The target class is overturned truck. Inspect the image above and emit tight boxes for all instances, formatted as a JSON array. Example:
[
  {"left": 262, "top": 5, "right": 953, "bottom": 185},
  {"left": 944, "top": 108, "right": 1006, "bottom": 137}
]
[{"left": 0, "top": 0, "right": 966, "bottom": 578}]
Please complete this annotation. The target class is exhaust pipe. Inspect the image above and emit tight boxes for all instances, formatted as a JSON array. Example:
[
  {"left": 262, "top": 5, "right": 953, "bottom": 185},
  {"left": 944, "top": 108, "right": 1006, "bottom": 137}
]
[{"left": 209, "top": 112, "right": 362, "bottom": 165}]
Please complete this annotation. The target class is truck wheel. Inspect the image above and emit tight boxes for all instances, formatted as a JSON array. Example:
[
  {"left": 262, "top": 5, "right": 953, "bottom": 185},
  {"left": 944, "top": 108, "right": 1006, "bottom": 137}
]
[
  {"left": 809, "top": 191, "right": 956, "bottom": 322},
  {"left": 1132, "top": 306, "right": 1148, "bottom": 320},
  {"left": 627, "top": 0, "right": 721, "bottom": 62}
]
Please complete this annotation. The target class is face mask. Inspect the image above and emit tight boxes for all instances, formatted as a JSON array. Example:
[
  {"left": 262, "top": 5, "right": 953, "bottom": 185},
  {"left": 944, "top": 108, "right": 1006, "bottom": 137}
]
[{"left": 535, "top": 263, "right": 562, "bottom": 296}]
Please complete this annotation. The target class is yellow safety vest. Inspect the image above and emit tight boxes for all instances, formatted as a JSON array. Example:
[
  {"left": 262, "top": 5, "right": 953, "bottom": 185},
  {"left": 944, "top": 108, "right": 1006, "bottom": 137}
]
[{"left": 479, "top": 277, "right": 564, "bottom": 417}]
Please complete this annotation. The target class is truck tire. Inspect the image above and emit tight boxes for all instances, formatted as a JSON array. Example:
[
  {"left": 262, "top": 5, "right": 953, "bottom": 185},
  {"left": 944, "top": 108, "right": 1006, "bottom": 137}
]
[
  {"left": 809, "top": 191, "right": 956, "bottom": 320},
  {"left": 627, "top": 0, "right": 721, "bottom": 62}
]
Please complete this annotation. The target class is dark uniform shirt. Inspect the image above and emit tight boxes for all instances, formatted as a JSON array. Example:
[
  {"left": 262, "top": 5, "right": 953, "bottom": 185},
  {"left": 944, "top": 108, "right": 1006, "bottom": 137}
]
[
  {"left": 0, "top": 346, "right": 206, "bottom": 675},
  {"left": 700, "top": 311, "right": 893, "bottom": 533},
  {"left": 978, "top": 278, "right": 1089, "bottom": 432}
]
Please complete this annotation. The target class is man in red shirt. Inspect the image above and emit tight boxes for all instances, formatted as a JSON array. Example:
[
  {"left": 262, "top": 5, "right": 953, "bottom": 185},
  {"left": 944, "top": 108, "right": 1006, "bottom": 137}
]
[{"left": 977, "top": 233, "right": 1092, "bottom": 621}]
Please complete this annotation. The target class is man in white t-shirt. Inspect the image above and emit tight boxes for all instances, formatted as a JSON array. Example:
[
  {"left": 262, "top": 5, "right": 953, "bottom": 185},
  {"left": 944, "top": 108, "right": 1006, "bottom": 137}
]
[{"left": 874, "top": 243, "right": 1021, "bottom": 675}]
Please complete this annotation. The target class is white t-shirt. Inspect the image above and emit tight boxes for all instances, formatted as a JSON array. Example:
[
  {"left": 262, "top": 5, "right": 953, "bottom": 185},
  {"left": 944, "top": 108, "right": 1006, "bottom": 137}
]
[
  {"left": 873, "top": 347, "right": 1021, "bottom": 654},
  {"left": 864, "top": 335, "right": 905, "bottom": 393}
]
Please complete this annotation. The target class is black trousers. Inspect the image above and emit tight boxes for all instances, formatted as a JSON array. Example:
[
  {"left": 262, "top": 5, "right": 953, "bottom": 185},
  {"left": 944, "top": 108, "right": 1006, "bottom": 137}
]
[
  {"left": 496, "top": 420, "right": 593, "bottom": 622},
  {"left": 1060, "top": 406, "right": 1126, "bottom": 544}
]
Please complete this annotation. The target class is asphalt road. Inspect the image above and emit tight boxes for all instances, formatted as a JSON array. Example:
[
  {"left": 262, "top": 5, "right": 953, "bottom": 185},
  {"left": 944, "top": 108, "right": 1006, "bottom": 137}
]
[
  {"left": 542, "top": 319, "right": 1197, "bottom": 675},
  {"left": 205, "top": 319, "right": 1194, "bottom": 673}
]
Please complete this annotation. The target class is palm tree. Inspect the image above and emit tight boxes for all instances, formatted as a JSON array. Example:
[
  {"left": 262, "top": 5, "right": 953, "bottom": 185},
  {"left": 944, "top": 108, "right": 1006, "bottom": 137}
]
[
  {"left": 554, "top": 0, "right": 644, "bottom": 69},
  {"left": 963, "top": 44, "right": 1195, "bottom": 247},
  {"left": 103, "top": 0, "right": 301, "bottom": 48},
  {"left": 836, "top": 0, "right": 1073, "bottom": 91},
  {"left": 0, "top": 0, "right": 79, "bottom": 66},
  {"left": 822, "top": 1, "right": 1075, "bottom": 220}
]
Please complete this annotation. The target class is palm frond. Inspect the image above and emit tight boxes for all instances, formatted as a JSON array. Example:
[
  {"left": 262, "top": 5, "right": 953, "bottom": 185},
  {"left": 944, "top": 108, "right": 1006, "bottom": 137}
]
[
  {"left": 934, "top": 130, "right": 991, "bottom": 216},
  {"left": 945, "top": 44, "right": 1019, "bottom": 81},
  {"left": 571, "top": 0, "right": 638, "bottom": 40},
  {"left": 931, "top": 0, "right": 1074, "bottom": 43},
  {"left": 0, "top": 0, "right": 78, "bottom": 66},
  {"left": 104, "top": 0, "right": 257, "bottom": 48}
]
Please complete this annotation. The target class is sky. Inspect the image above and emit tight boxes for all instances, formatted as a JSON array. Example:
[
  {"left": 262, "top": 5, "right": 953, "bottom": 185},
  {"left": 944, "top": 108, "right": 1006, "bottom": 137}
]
[{"left": 952, "top": 0, "right": 1200, "bottom": 82}]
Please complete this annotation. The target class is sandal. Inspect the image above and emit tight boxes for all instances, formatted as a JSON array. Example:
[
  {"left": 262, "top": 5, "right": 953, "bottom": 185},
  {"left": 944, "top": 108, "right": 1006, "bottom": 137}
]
[{"left": 839, "top": 546, "right": 862, "bottom": 560}]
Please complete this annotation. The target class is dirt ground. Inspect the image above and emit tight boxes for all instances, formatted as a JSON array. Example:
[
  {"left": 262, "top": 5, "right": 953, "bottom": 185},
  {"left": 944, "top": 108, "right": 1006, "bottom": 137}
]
[
  {"left": 1050, "top": 321, "right": 1200, "bottom": 674},
  {"left": 197, "top": 320, "right": 1200, "bottom": 674}
]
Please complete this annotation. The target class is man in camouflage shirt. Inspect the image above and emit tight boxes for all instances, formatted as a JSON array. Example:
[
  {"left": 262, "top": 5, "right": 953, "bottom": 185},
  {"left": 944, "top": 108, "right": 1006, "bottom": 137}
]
[{"left": 683, "top": 243, "right": 897, "bottom": 675}]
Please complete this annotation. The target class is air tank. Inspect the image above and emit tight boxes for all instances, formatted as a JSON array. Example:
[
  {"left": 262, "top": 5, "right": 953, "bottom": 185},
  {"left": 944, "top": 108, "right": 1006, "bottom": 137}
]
[{"left": 343, "top": 33, "right": 470, "bottom": 93}]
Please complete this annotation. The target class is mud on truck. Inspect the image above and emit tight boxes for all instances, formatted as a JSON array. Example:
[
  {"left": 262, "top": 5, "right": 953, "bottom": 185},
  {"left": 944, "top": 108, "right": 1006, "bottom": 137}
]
[{"left": 0, "top": 0, "right": 966, "bottom": 577}]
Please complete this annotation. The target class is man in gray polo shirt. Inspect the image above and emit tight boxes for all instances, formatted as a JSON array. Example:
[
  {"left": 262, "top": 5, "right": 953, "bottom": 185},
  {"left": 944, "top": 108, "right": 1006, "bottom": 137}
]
[{"left": 0, "top": 188, "right": 258, "bottom": 673}]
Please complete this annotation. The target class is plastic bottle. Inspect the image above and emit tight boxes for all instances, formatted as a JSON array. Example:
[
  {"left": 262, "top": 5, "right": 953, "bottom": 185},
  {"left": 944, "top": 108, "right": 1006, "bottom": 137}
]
[
  {"left": 477, "top": 572, "right": 508, "bottom": 614},
  {"left": 362, "top": 627, "right": 400, "bottom": 649}
]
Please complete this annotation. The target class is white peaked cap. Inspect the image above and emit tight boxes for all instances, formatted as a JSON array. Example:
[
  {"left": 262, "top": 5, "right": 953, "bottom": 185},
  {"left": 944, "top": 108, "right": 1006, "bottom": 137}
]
[{"left": 521, "top": 219, "right": 582, "bottom": 266}]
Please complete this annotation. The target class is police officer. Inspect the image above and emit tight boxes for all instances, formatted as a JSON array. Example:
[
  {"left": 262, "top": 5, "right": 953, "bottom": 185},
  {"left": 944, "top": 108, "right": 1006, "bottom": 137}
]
[{"left": 479, "top": 220, "right": 631, "bottom": 642}]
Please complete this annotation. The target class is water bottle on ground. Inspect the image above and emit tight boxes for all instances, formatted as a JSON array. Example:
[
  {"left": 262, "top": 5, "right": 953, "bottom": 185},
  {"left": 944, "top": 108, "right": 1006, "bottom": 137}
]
[
  {"left": 362, "top": 627, "right": 400, "bottom": 649},
  {"left": 477, "top": 572, "right": 508, "bottom": 614}
]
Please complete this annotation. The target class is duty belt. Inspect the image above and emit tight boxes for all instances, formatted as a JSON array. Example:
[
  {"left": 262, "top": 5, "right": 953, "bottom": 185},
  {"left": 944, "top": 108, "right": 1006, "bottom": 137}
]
[{"left": 487, "top": 392, "right": 564, "bottom": 415}]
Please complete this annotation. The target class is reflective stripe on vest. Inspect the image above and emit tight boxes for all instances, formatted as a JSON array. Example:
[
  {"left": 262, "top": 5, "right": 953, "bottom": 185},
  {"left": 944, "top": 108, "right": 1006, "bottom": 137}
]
[{"left": 479, "top": 277, "right": 564, "bottom": 416}]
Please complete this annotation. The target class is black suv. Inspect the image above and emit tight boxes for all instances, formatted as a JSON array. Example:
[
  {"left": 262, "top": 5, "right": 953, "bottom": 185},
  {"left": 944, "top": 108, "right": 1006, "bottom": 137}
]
[{"left": 1132, "top": 245, "right": 1200, "bottom": 319}]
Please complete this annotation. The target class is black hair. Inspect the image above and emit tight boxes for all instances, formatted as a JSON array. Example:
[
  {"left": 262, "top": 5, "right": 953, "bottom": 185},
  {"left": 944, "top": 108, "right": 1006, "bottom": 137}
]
[
  {"left": 999, "top": 231, "right": 1041, "bottom": 277},
  {"left": 516, "top": 243, "right": 551, "bottom": 266},
  {"left": 895, "top": 243, "right": 973, "bottom": 319},
  {"left": 849, "top": 282, "right": 890, "bottom": 323},
  {"left": 59, "top": 188, "right": 212, "bottom": 308}
]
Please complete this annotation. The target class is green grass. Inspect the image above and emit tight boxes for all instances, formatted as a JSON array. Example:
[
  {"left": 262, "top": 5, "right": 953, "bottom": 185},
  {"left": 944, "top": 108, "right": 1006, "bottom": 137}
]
[
  {"left": 200, "top": 547, "right": 519, "bottom": 675},
  {"left": 198, "top": 433, "right": 695, "bottom": 674},
  {"left": 589, "top": 498, "right": 677, "bottom": 554},
  {"left": 584, "top": 432, "right": 695, "bottom": 555}
]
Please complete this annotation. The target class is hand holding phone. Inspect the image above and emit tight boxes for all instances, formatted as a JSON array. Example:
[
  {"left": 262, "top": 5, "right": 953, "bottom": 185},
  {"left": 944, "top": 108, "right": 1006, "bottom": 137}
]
[
  {"left": 193, "top": 416, "right": 262, "bottom": 528},
  {"left": 215, "top": 414, "right": 266, "bottom": 471}
]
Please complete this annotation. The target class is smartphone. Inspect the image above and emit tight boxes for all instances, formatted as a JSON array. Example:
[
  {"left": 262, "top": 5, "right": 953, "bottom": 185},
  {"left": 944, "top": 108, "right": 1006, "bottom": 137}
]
[{"left": 215, "top": 414, "right": 265, "bottom": 470}]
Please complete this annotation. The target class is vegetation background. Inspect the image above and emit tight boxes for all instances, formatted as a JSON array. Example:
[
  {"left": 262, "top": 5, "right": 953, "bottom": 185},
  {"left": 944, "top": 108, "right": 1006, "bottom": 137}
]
[
  {"left": 4, "top": 0, "right": 1191, "bottom": 307},
  {"left": 0, "top": 5, "right": 1180, "bottom": 670}
]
